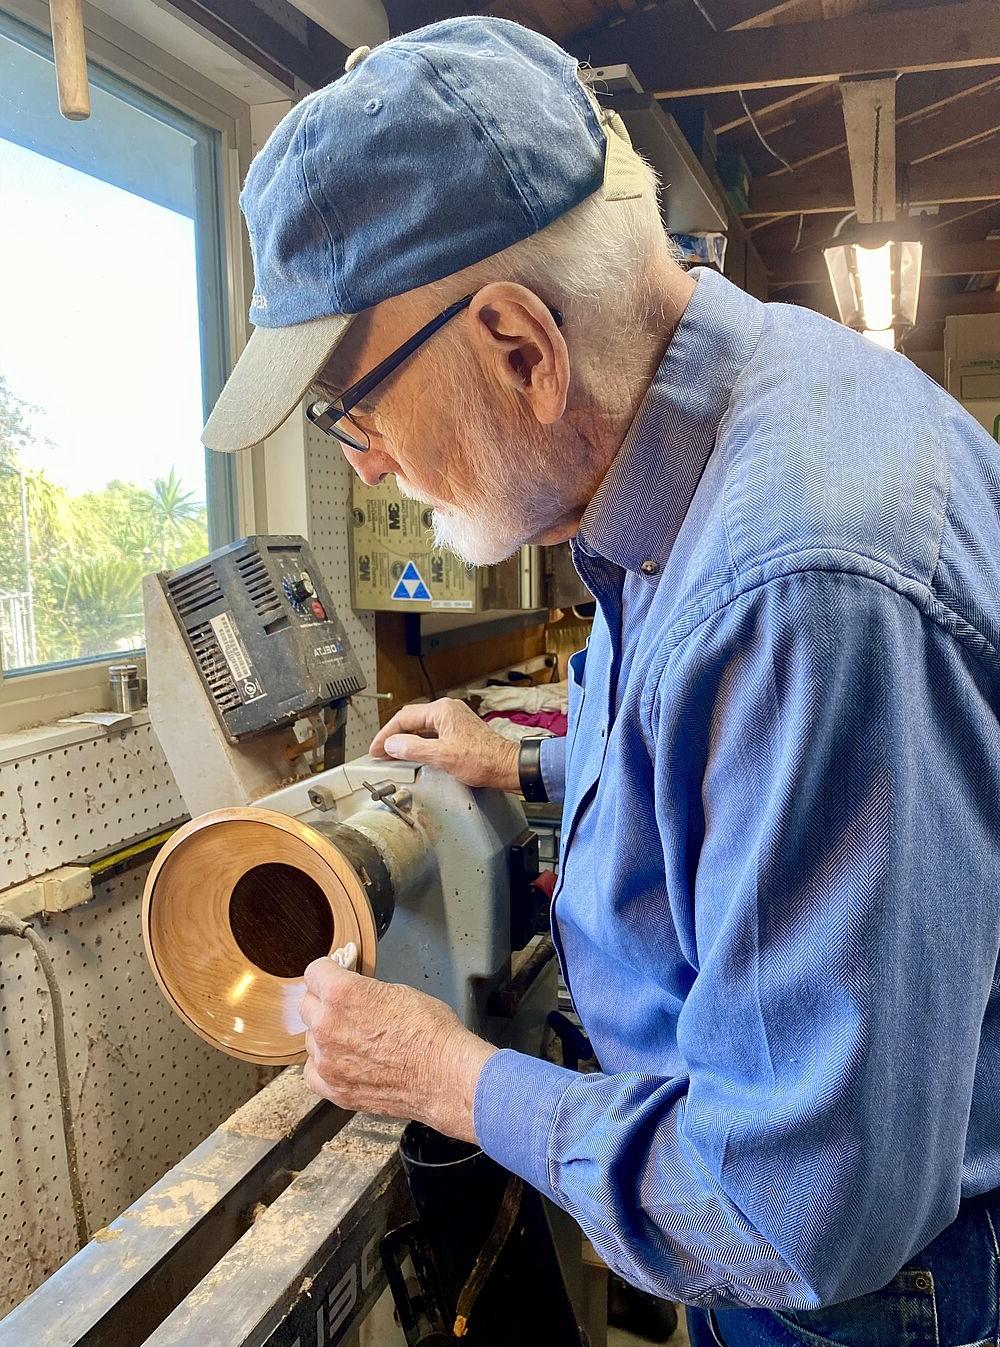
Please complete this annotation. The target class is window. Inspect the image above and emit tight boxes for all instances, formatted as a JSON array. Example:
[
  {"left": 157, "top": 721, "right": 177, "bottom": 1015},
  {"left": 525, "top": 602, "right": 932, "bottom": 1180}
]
[{"left": 0, "top": 11, "right": 236, "bottom": 678}]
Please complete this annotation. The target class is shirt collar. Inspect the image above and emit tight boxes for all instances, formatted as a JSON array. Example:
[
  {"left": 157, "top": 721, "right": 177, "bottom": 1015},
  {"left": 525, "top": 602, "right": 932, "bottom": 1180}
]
[{"left": 577, "top": 267, "right": 765, "bottom": 579}]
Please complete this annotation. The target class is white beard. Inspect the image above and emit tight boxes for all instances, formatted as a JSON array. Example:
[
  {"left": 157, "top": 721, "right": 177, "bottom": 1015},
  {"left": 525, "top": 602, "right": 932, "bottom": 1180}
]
[
  {"left": 431, "top": 505, "right": 521, "bottom": 567},
  {"left": 397, "top": 407, "right": 577, "bottom": 566}
]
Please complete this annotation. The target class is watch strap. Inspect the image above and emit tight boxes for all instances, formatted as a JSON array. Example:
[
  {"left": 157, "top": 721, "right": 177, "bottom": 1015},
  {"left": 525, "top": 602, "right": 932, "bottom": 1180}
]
[{"left": 518, "top": 737, "right": 549, "bottom": 804}]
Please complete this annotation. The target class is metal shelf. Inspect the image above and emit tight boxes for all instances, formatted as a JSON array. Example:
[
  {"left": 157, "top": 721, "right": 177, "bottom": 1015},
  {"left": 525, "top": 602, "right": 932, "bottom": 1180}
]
[
  {"left": 612, "top": 92, "right": 728, "bottom": 234},
  {"left": 404, "top": 608, "right": 549, "bottom": 657}
]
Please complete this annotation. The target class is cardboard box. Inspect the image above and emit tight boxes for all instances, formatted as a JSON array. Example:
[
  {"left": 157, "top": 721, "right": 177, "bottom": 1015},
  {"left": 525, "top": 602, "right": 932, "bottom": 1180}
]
[
  {"left": 944, "top": 315, "right": 1000, "bottom": 440},
  {"left": 350, "top": 477, "right": 524, "bottom": 612}
]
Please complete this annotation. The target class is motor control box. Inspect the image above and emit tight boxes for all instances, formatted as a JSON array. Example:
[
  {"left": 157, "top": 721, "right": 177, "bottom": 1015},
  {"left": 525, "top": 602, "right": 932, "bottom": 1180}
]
[{"left": 159, "top": 535, "right": 366, "bottom": 742}]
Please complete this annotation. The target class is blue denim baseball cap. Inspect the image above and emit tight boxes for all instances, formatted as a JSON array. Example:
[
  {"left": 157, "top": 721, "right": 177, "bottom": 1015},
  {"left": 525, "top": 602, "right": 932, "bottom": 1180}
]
[{"left": 203, "top": 16, "right": 626, "bottom": 453}]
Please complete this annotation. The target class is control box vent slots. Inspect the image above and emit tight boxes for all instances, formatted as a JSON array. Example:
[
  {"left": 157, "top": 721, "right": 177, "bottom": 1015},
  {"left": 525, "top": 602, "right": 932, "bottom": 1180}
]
[
  {"left": 236, "top": 551, "right": 284, "bottom": 624},
  {"left": 186, "top": 621, "right": 241, "bottom": 715},
  {"left": 166, "top": 560, "right": 224, "bottom": 619}
]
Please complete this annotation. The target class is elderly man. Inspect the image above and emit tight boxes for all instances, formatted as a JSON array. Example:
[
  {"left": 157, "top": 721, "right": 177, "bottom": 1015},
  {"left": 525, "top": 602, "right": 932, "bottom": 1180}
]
[{"left": 203, "top": 17, "right": 1000, "bottom": 1347}]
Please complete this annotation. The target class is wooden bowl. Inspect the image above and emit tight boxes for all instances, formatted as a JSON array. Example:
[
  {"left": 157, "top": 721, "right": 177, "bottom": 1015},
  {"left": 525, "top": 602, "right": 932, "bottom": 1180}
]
[{"left": 141, "top": 807, "right": 377, "bottom": 1064}]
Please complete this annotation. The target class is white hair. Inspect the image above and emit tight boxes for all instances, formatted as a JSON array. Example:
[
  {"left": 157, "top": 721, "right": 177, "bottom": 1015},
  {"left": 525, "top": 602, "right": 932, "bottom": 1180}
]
[{"left": 418, "top": 140, "right": 680, "bottom": 379}]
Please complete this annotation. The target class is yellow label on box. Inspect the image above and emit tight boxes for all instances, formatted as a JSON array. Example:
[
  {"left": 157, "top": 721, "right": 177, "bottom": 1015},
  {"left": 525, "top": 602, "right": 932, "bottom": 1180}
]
[{"left": 350, "top": 479, "right": 479, "bottom": 611}]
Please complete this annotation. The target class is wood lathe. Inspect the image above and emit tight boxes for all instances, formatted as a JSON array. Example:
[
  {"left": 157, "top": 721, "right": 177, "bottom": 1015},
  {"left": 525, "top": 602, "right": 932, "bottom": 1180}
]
[{"left": 2, "top": 536, "right": 579, "bottom": 1347}]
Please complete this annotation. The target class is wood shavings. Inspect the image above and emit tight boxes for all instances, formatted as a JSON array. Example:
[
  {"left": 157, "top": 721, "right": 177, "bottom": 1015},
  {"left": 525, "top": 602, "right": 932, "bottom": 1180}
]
[{"left": 222, "top": 1067, "right": 319, "bottom": 1140}]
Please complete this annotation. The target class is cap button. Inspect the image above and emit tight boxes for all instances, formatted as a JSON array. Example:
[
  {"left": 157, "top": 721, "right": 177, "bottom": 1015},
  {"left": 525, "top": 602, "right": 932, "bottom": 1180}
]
[
  {"left": 345, "top": 44, "right": 371, "bottom": 72},
  {"left": 640, "top": 559, "right": 660, "bottom": 576}
]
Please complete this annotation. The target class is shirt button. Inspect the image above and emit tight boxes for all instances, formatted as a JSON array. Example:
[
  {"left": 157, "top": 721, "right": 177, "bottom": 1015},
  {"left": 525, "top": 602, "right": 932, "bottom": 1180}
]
[{"left": 640, "top": 559, "right": 660, "bottom": 576}]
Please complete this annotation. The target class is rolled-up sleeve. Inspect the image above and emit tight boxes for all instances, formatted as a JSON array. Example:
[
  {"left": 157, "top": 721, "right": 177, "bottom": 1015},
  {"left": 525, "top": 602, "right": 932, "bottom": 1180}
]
[{"left": 474, "top": 568, "right": 1000, "bottom": 1309}]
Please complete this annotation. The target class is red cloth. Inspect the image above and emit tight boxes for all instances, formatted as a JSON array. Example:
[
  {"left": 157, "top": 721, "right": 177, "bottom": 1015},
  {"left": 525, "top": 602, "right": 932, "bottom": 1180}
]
[{"left": 482, "top": 709, "right": 568, "bottom": 736}]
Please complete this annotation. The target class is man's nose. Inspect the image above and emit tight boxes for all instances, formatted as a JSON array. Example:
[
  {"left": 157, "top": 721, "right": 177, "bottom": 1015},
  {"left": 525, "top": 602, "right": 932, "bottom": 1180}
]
[{"left": 342, "top": 443, "right": 395, "bottom": 487}]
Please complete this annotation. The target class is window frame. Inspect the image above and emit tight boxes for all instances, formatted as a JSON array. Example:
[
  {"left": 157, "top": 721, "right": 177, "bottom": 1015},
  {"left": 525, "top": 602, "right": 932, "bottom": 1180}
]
[{"left": 0, "top": 0, "right": 259, "bottom": 731}]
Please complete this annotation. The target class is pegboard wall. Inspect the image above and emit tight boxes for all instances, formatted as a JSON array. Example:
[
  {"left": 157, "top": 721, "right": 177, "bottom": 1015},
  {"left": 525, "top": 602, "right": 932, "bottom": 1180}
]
[
  {"left": 0, "top": 860, "right": 263, "bottom": 1314},
  {"left": 304, "top": 417, "right": 379, "bottom": 759},
  {"left": 0, "top": 719, "right": 185, "bottom": 887}
]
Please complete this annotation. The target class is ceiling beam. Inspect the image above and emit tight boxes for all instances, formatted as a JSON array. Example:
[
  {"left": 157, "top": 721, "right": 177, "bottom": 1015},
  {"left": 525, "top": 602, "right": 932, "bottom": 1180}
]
[
  {"left": 735, "top": 79, "right": 1000, "bottom": 231},
  {"left": 787, "top": 286, "right": 1000, "bottom": 327},
  {"left": 750, "top": 200, "right": 1000, "bottom": 258},
  {"left": 694, "top": 0, "right": 804, "bottom": 29},
  {"left": 570, "top": 2, "right": 1000, "bottom": 98},
  {"left": 918, "top": 289, "right": 1000, "bottom": 321},
  {"left": 764, "top": 240, "right": 1000, "bottom": 286},
  {"left": 721, "top": 70, "right": 998, "bottom": 173},
  {"left": 712, "top": 87, "right": 819, "bottom": 136},
  {"left": 923, "top": 200, "right": 1000, "bottom": 235},
  {"left": 766, "top": 77, "right": 1000, "bottom": 177},
  {"left": 164, "top": 0, "right": 348, "bottom": 88},
  {"left": 746, "top": 146, "right": 1000, "bottom": 215},
  {"left": 840, "top": 77, "right": 897, "bottom": 222},
  {"left": 903, "top": 92, "right": 1000, "bottom": 165}
]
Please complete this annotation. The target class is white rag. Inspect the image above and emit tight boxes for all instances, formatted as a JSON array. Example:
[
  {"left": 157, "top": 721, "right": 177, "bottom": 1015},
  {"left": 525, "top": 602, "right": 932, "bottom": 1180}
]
[
  {"left": 475, "top": 683, "right": 568, "bottom": 715},
  {"left": 330, "top": 942, "right": 358, "bottom": 970}
]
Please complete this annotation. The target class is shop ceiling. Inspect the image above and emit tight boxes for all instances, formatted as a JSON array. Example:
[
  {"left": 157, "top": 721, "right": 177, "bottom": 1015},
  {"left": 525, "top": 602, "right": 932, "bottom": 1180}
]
[{"left": 172, "top": 0, "right": 1000, "bottom": 348}]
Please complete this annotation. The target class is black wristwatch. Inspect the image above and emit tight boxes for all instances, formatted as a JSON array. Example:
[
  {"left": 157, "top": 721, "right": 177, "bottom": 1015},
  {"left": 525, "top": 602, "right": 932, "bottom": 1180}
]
[{"left": 517, "top": 737, "right": 549, "bottom": 803}]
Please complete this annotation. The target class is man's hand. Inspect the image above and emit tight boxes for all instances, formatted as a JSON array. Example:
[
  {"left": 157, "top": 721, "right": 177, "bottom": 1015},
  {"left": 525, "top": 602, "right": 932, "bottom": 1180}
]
[
  {"left": 369, "top": 698, "right": 520, "bottom": 791},
  {"left": 300, "top": 958, "right": 497, "bottom": 1142}
]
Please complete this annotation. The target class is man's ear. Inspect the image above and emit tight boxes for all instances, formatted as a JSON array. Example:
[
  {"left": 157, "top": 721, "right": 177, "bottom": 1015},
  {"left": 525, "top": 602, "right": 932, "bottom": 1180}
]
[{"left": 467, "top": 283, "right": 570, "bottom": 425}]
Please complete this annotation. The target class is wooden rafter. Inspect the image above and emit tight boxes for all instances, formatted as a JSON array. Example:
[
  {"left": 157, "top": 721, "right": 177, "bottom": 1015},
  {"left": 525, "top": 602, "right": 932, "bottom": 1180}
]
[
  {"left": 736, "top": 77, "right": 1000, "bottom": 233},
  {"left": 723, "top": 71, "right": 999, "bottom": 172},
  {"left": 746, "top": 144, "right": 1000, "bottom": 215},
  {"left": 712, "top": 87, "right": 820, "bottom": 136},
  {"left": 903, "top": 90, "right": 1000, "bottom": 164},
  {"left": 748, "top": 121, "right": 1000, "bottom": 219},
  {"left": 569, "top": 2, "right": 1000, "bottom": 98},
  {"left": 840, "top": 77, "right": 897, "bottom": 222},
  {"left": 694, "top": 0, "right": 806, "bottom": 30},
  {"left": 918, "top": 289, "right": 1000, "bottom": 320}
]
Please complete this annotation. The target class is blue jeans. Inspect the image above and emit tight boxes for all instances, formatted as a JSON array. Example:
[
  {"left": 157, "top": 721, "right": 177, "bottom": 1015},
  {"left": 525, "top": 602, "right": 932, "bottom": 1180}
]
[{"left": 687, "top": 1195, "right": 1000, "bottom": 1347}]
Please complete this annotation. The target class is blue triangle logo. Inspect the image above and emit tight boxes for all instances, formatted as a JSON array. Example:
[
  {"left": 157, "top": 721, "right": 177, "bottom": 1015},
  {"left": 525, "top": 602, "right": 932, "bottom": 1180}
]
[{"left": 391, "top": 561, "right": 432, "bottom": 601}]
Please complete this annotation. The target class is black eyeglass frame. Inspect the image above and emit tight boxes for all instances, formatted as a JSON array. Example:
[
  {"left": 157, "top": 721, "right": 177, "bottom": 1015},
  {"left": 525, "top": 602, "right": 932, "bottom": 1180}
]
[{"left": 306, "top": 291, "right": 563, "bottom": 452}]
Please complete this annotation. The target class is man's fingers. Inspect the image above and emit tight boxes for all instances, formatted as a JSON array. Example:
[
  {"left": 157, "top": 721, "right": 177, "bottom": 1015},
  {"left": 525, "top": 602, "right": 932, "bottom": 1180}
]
[
  {"left": 303, "top": 955, "right": 355, "bottom": 1001},
  {"left": 370, "top": 704, "right": 440, "bottom": 755},
  {"left": 369, "top": 699, "right": 456, "bottom": 756},
  {"left": 380, "top": 733, "right": 443, "bottom": 765},
  {"left": 299, "top": 989, "right": 322, "bottom": 1030},
  {"left": 302, "top": 1057, "right": 334, "bottom": 1102}
]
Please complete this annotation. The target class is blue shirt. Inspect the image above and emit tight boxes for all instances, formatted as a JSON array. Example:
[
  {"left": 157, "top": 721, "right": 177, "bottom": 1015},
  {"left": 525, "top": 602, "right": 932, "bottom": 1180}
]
[{"left": 473, "top": 268, "right": 1000, "bottom": 1311}]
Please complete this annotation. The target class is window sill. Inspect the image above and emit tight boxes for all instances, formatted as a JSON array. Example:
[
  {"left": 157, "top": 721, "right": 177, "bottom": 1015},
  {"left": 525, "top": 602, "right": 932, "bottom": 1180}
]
[{"left": 0, "top": 707, "right": 151, "bottom": 768}]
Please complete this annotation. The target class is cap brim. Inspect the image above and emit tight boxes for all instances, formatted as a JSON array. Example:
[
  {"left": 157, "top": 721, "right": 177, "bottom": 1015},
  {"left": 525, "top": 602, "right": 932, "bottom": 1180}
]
[{"left": 202, "top": 311, "right": 356, "bottom": 453}]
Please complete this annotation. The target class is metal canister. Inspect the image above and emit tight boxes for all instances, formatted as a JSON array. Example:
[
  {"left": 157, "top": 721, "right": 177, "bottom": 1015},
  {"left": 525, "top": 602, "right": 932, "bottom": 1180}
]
[{"left": 108, "top": 663, "right": 142, "bottom": 714}]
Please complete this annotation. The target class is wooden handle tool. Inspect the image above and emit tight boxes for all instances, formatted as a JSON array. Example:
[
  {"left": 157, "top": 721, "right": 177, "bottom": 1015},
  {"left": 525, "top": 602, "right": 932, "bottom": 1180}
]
[{"left": 50, "top": 0, "right": 91, "bottom": 121}]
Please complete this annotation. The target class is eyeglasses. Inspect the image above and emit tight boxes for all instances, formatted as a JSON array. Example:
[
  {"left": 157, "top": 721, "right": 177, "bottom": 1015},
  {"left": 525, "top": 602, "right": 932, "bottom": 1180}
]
[{"left": 306, "top": 291, "right": 563, "bottom": 453}]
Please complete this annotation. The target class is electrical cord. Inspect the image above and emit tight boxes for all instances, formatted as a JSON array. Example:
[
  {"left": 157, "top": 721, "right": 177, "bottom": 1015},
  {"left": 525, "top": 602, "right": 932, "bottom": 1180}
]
[
  {"left": 738, "top": 90, "right": 794, "bottom": 174},
  {"left": 792, "top": 212, "right": 805, "bottom": 253},
  {"left": 0, "top": 909, "right": 89, "bottom": 1250},
  {"left": 417, "top": 655, "right": 436, "bottom": 700}
]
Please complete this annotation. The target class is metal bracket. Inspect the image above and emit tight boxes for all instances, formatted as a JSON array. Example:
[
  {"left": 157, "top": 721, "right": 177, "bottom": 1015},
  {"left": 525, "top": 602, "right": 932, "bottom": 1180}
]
[{"left": 361, "top": 779, "right": 416, "bottom": 829}]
